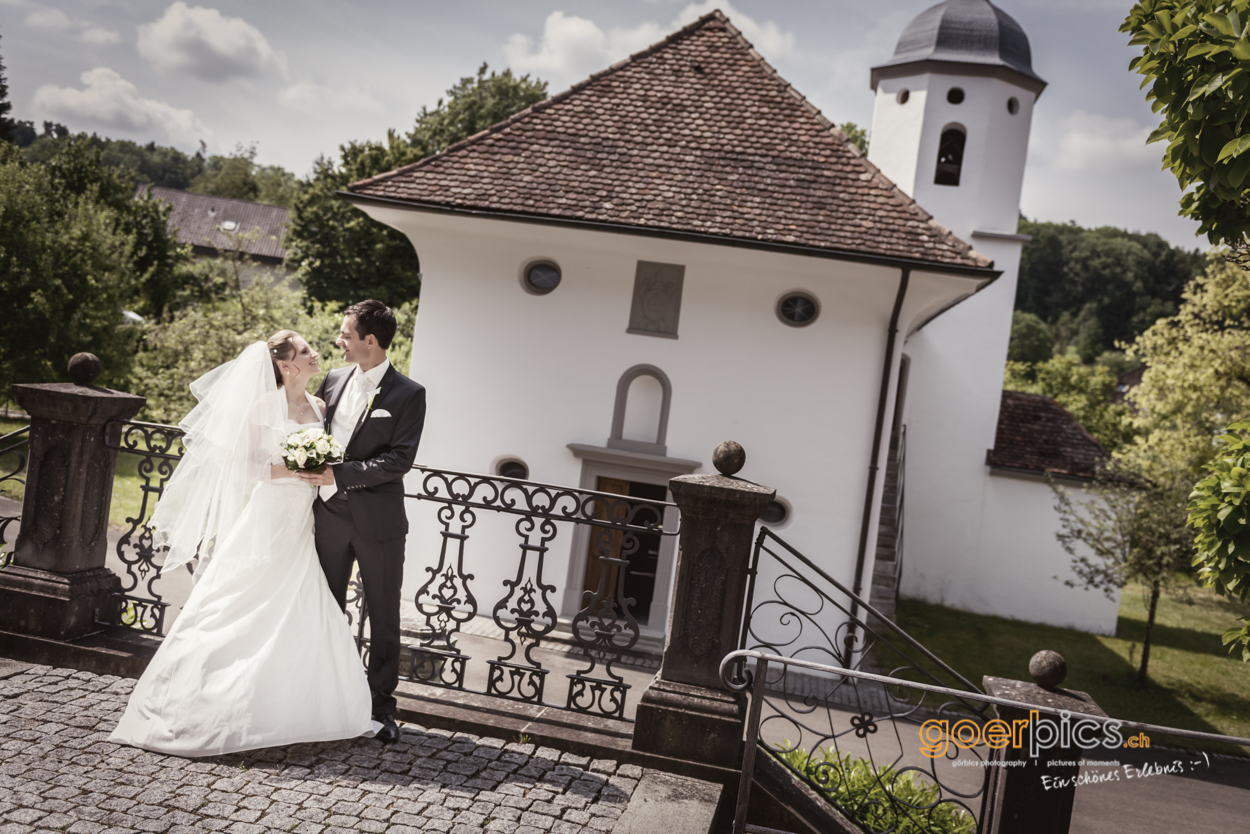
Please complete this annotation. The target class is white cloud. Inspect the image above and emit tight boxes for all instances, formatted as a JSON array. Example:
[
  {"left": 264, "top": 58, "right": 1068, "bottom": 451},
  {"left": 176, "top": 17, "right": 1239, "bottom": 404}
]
[
  {"left": 504, "top": 2, "right": 793, "bottom": 89},
  {"left": 33, "top": 68, "right": 209, "bottom": 146},
  {"left": 279, "top": 82, "right": 384, "bottom": 115},
  {"left": 25, "top": 5, "right": 120, "bottom": 43},
  {"left": 80, "top": 27, "right": 122, "bottom": 45},
  {"left": 673, "top": 1, "right": 794, "bottom": 56},
  {"left": 1036, "top": 110, "right": 1160, "bottom": 172},
  {"left": 26, "top": 8, "right": 73, "bottom": 29},
  {"left": 138, "top": 2, "right": 286, "bottom": 82}
]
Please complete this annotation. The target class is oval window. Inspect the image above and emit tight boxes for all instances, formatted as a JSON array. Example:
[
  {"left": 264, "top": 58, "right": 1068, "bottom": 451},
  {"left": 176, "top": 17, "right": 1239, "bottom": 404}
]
[
  {"left": 496, "top": 459, "right": 529, "bottom": 480},
  {"left": 896, "top": 89, "right": 910, "bottom": 105},
  {"left": 947, "top": 87, "right": 965, "bottom": 105},
  {"left": 1007, "top": 97, "right": 1019, "bottom": 115},
  {"left": 523, "top": 261, "right": 561, "bottom": 295},
  {"left": 761, "top": 500, "right": 789, "bottom": 526},
  {"left": 777, "top": 292, "right": 820, "bottom": 327}
]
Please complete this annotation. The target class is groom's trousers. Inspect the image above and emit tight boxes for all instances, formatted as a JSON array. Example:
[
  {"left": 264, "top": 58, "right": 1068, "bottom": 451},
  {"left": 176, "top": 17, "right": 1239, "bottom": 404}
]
[{"left": 314, "top": 493, "right": 405, "bottom": 717}]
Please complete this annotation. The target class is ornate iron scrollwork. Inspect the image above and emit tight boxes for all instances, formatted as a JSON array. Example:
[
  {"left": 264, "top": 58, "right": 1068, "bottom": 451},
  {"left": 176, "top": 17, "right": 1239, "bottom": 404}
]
[
  {"left": 733, "top": 530, "right": 990, "bottom": 831},
  {"left": 103, "top": 421, "right": 186, "bottom": 636},
  {"left": 0, "top": 426, "right": 29, "bottom": 568},
  {"left": 398, "top": 465, "right": 678, "bottom": 719}
]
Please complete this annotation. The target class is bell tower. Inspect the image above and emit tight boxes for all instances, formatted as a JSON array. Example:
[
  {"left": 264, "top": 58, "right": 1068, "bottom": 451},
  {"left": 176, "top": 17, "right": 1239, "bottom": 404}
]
[
  {"left": 867, "top": 1, "right": 1049, "bottom": 611},
  {"left": 867, "top": 0, "right": 1045, "bottom": 242}
]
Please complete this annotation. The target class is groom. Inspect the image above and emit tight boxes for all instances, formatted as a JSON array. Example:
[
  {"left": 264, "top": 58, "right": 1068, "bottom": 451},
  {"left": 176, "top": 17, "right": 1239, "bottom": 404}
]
[{"left": 299, "top": 299, "right": 426, "bottom": 744}]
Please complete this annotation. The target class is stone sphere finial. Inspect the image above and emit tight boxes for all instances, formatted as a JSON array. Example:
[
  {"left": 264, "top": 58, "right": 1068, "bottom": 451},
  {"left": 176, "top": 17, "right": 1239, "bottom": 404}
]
[
  {"left": 1029, "top": 650, "right": 1067, "bottom": 688},
  {"left": 713, "top": 441, "right": 745, "bottom": 476},
  {"left": 68, "top": 352, "right": 102, "bottom": 385}
]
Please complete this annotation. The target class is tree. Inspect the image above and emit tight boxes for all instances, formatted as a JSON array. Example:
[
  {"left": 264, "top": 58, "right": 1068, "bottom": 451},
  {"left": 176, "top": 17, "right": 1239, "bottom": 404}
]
[
  {"left": 1004, "top": 355, "right": 1137, "bottom": 451},
  {"left": 1127, "top": 256, "right": 1250, "bottom": 466},
  {"left": 1122, "top": 1, "right": 1250, "bottom": 255},
  {"left": 1007, "top": 310, "right": 1053, "bottom": 363},
  {"left": 189, "top": 144, "right": 261, "bottom": 202},
  {"left": 23, "top": 133, "right": 206, "bottom": 188},
  {"left": 0, "top": 142, "right": 141, "bottom": 392},
  {"left": 838, "top": 121, "right": 869, "bottom": 155},
  {"left": 286, "top": 63, "right": 547, "bottom": 307},
  {"left": 1127, "top": 256, "right": 1250, "bottom": 659},
  {"left": 1015, "top": 219, "right": 1204, "bottom": 358},
  {"left": 1053, "top": 453, "right": 1194, "bottom": 686},
  {"left": 407, "top": 64, "right": 549, "bottom": 154},
  {"left": 1187, "top": 421, "right": 1250, "bottom": 660},
  {"left": 0, "top": 35, "right": 16, "bottom": 144}
]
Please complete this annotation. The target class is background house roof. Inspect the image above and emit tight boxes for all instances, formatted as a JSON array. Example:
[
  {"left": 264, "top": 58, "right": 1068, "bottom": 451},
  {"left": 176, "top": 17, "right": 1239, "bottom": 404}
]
[
  {"left": 347, "top": 11, "right": 991, "bottom": 272},
  {"left": 986, "top": 391, "right": 1108, "bottom": 479},
  {"left": 139, "top": 186, "right": 290, "bottom": 262}
]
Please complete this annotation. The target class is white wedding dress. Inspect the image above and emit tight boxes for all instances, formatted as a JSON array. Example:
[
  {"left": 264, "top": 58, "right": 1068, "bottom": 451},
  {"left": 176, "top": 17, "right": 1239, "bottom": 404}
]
[{"left": 110, "top": 394, "right": 377, "bottom": 757}]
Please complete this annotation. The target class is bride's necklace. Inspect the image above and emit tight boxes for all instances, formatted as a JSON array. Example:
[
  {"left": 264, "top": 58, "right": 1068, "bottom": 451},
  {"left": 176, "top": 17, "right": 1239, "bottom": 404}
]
[{"left": 286, "top": 393, "right": 316, "bottom": 424}]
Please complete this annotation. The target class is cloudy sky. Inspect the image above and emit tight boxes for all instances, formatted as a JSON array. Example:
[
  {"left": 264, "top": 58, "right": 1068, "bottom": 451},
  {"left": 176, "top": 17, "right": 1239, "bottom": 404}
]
[{"left": 1, "top": 0, "right": 1203, "bottom": 249}]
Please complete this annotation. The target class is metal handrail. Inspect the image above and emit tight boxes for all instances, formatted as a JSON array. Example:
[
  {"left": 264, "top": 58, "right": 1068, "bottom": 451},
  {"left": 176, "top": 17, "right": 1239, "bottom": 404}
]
[
  {"left": 406, "top": 463, "right": 679, "bottom": 535},
  {"left": 0, "top": 425, "right": 30, "bottom": 457},
  {"left": 744, "top": 527, "right": 984, "bottom": 696},
  {"left": 720, "top": 649, "right": 1250, "bottom": 834}
]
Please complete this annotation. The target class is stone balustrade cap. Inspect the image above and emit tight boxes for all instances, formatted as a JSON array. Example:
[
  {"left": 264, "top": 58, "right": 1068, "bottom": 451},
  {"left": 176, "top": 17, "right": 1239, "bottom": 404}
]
[
  {"left": 12, "top": 383, "right": 146, "bottom": 426},
  {"left": 982, "top": 676, "right": 1107, "bottom": 718},
  {"left": 670, "top": 473, "right": 776, "bottom": 495}
]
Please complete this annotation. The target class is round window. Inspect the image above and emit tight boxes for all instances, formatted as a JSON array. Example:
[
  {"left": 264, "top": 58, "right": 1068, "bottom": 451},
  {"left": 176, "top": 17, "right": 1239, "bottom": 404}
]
[
  {"left": 761, "top": 500, "right": 789, "bottom": 526},
  {"left": 896, "top": 89, "right": 910, "bottom": 105},
  {"left": 947, "top": 87, "right": 965, "bottom": 105},
  {"left": 776, "top": 292, "right": 820, "bottom": 327},
  {"left": 1007, "top": 97, "right": 1019, "bottom": 115},
  {"left": 522, "top": 261, "right": 561, "bottom": 295},
  {"left": 496, "top": 459, "right": 529, "bottom": 480}
]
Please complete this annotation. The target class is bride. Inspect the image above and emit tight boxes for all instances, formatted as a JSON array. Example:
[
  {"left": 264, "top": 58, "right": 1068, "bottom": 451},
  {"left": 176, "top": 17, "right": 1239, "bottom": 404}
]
[{"left": 110, "top": 331, "right": 377, "bottom": 757}]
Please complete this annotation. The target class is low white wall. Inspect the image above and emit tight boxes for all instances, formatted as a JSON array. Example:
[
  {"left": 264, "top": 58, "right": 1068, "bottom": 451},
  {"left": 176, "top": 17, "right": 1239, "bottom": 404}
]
[{"left": 902, "top": 468, "right": 1121, "bottom": 636}]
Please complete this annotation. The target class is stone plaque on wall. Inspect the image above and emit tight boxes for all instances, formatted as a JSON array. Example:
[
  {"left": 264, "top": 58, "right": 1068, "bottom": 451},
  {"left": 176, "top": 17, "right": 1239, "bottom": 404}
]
[{"left": 627, "top": 261, "right": 685, "bottom": 339}]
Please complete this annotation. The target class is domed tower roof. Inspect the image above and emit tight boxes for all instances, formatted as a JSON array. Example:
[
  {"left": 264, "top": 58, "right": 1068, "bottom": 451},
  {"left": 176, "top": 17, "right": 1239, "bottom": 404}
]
[{"left": 870, "top": 0, "right": 1046, "bottom": 95}]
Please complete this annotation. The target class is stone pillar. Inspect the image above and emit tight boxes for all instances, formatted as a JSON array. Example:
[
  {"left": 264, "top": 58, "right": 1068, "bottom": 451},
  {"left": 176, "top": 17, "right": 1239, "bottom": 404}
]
[
  {"left": 633, "top": 441, "right": 775, "bottom": 765},
  {"left": 0, "top": 354, "right": 144, "bottom": 640},
  {"left": 980, "top": 651, "right": 1106, "bottom": 834}
]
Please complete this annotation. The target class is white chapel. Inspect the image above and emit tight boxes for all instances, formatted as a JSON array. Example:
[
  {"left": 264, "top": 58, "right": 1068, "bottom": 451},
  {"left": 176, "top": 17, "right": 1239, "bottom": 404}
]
[{"left": 344, "top": 2, "right": 1120, "bottom": 643}]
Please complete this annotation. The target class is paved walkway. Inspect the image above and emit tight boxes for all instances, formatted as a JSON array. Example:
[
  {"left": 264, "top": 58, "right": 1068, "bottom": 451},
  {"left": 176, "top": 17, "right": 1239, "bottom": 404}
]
[{"left": 0, "top": 663, "right": 643, "bottom": 834}]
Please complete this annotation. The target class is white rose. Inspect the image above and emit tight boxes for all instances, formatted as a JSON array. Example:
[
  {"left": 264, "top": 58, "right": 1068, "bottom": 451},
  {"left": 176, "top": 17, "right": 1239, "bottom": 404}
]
[
  {"left": 295, "top": 449, "right": 308, "bottom": 466},
  {"left": 316, "top": 438, "right": 330, "bottom": 454}
]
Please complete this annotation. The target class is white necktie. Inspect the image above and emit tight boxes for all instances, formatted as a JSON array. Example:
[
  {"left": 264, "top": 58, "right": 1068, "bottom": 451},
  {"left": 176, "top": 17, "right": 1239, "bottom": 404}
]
[{"left": 320, "top": 373, "right": 371, "bottom": 501}]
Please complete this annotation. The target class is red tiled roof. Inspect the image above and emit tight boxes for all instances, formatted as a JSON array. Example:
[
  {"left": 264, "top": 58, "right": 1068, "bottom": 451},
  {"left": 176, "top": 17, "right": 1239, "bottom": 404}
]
[
  {"left": 986, "top": 391, "right": 1108, "bottom": 479},
  {"left": 138, "top": 186, "right": 289, "bottom": 261},
  {"left": 347, "top": 11, "right": 991, "bottom": 272}
]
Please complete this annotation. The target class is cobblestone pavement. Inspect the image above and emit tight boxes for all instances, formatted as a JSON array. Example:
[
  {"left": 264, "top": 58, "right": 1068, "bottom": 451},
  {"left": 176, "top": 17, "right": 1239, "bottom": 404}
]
[{"left": 0, "top": 665, "right": 642, "bottom": 834}]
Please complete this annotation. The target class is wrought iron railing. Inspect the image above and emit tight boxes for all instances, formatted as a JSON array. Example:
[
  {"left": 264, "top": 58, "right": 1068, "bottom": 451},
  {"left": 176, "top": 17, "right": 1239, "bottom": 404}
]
[
  {"left": 348, "top": 466, "right": 678, "bottom": 720},
  {"left": 101, "top": 420, "right": 186, "bottom": 635},
  {"left": 721, "top": 650, "right": 1250, "bottom": 834},
  {"left": 740, "top": 527, "right": 985, "bottom": 700},
  {"left": 736, "top": 528, "right": 991, "bottom": 827},
  {"left": 0, "top": 425, "right": 30, "bottom": 568}
]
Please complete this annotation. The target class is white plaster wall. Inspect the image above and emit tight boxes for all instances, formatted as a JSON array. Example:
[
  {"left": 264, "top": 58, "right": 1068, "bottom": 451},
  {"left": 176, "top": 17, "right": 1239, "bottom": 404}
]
[
  {"left": 909, "top": 471, "right": 1120, "bottom": 635},
  {"left": 358, "top": 203, "right": 982, "bottom": 641}
]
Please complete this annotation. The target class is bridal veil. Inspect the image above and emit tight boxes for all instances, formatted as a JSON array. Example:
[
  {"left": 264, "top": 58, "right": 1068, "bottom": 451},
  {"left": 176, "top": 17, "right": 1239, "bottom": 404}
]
[{"left": 150, "top": 341, "right": 287, "bottom": 574}]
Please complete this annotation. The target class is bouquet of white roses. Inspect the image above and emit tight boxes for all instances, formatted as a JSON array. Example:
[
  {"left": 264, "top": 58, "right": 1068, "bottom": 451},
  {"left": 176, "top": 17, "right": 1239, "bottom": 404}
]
[{"left": 280, "top": 427, "right": 344, "bottom": 473}]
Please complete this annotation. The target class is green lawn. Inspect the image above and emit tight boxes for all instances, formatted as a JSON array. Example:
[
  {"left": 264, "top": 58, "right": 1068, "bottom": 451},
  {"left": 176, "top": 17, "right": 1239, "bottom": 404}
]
[
  {"left": 1, "top": 416, "right": 175, "bottom": 531},
  {"left": 897, "top": 583, "right": 1250, "bottom": 756}
]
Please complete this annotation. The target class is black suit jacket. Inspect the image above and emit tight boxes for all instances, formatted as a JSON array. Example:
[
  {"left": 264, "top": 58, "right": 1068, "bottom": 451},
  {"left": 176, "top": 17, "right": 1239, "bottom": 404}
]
[{"left": 315, "top": 362, "right": 426, "bottom": 541}]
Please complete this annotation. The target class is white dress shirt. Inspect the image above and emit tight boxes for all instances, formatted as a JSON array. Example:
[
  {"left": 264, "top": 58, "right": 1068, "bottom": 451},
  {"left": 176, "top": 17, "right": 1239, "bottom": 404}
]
[{"left": 321, "top": 359, "right": 390, "bottom": 501}]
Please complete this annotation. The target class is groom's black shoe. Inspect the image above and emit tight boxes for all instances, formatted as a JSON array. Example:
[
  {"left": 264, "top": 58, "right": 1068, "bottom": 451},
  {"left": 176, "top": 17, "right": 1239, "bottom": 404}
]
[{"left": 374, "top": 714, "right": 400, "bottom": 744}]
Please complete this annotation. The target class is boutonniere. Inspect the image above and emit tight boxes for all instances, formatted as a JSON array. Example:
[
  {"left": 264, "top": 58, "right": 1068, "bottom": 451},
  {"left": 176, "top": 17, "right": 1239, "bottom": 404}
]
[{"left": 365, "top": 385, "right": 383, "bottom": 413}]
